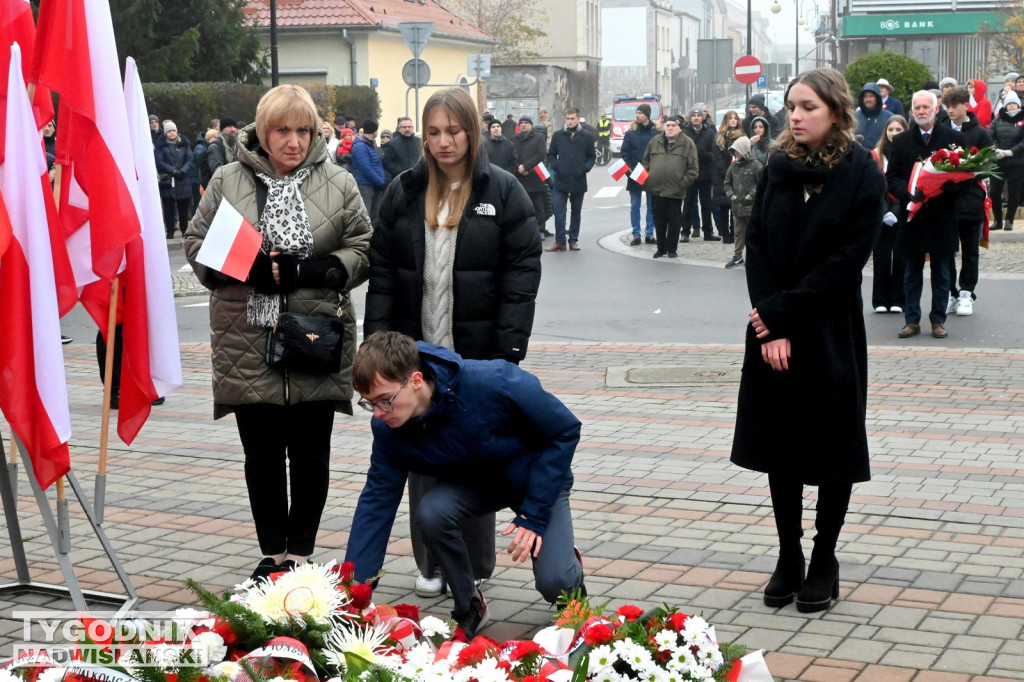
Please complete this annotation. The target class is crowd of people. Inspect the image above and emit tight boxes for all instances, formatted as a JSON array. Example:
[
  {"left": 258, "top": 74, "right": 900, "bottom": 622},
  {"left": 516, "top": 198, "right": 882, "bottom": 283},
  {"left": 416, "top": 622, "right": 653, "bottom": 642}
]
[{"left": 167, "top": 67, "right": 1020, "bottom": 637}]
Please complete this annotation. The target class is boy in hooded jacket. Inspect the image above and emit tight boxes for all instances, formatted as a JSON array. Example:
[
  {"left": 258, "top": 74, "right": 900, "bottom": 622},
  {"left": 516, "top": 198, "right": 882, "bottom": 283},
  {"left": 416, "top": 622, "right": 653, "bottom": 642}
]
[
  {"left": 346, "top": 331, "right": 585, "bottom": 639},
  {"left": 723, "top": 136, "right": 763, "bottom": 269}
]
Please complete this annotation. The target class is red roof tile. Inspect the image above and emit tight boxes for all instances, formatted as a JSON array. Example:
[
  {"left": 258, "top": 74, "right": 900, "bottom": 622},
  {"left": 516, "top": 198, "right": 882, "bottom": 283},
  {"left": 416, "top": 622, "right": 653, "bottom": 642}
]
[{"left": 245, "top": 0, "right": 493, "bottom": 43}]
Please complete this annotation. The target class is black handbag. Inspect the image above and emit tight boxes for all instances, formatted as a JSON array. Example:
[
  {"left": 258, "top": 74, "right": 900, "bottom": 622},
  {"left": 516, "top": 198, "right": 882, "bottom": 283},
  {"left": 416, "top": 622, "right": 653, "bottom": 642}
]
[{"left": 265, "top": 309, "right": 346, "bottom": 375}]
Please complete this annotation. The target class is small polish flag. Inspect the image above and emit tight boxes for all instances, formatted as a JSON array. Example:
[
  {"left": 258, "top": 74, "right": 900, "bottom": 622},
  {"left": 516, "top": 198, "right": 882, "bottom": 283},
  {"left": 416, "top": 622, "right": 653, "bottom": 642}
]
[
  {"left": 534, "top": 161, "right": 551, "bottom": 181},
  {"left": 608, "top": 157, "right": 629, "bottom": 180},
  {"left": 196, "top": 198, "right": 263, "bottom": 281},
  {"left": 630, "top": 162, "right": 649, "bottom": 185}
]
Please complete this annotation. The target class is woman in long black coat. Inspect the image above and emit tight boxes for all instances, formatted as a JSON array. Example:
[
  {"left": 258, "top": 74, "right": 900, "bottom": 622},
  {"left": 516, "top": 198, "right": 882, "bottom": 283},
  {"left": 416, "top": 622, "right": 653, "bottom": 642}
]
[{"left": 731, "top": 69, "right": 885, "bottom": 613}]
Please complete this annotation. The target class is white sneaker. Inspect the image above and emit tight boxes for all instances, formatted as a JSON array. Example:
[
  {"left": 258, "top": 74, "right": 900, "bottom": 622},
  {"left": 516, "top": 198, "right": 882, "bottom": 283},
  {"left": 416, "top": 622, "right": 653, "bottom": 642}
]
[
  {"left": 889, "top": 306, "right": 903, "bottom": 314},
  {"left": 874, "top": 305, "right": 887, "bottom": 313},
  {"left": 956, "top": 291, "right": 974, "bottom": 316},
  {"left": 414, "top": 572, "right": 445, "bottom": 597},
  {"left": 945, "top": 295, "right": 958, "bottom": 314}
]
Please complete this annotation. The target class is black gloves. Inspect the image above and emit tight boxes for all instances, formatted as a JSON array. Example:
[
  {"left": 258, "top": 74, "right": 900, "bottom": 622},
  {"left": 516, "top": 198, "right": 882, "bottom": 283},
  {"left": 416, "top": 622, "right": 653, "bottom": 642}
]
[
  {"left": 172, "top": 170, "right": 185, "bottom": 179},
  {"left": 246, "top": 252, "right": 279, "bottom": 294},
  {"left": 909, "top": 188, "right": 926, "bottom": 203},
  {"left": 272, "top": 254, "right": 347, "bottom": 293}
]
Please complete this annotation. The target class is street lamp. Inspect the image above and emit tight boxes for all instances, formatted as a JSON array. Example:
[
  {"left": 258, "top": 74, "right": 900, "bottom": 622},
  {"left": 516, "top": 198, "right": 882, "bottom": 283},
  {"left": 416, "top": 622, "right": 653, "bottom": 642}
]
[{"left": 771, "top": 0, "right": 812, "bottom": 77}]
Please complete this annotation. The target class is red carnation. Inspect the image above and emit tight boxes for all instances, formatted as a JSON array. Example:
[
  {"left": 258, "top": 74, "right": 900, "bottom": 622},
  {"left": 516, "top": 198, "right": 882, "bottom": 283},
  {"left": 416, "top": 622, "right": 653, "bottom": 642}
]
[
  {"left": 510, "top": 641, "right": 542, "bottom": 661},
  {"left": 393, "top": 603, "right": 420, "bottom": 621},
  {"left": 522, "top": 677, "right": 538, "bottom": 682},
  {"left": 456, "top": 638, "right": 497, "bottom": 667},
  {"left": 349, "top": 583, "right": 373, "bottom": 609},
  {"left": 969, "top": 146, "right": 980, "bottom": 155},
  {"left": 669, "top": 612, "right": 690, "bottom": 632},
  {"left": 615, "top": 605, "right": 645, "bottom": 622},
  {"left": 583, "top": 623, "right": 615, "bottom": 646}
]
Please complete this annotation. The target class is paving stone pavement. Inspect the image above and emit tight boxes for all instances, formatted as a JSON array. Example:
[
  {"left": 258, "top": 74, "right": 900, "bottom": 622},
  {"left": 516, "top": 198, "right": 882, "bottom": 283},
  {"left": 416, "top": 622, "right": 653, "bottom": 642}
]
[{"left": 2, "top": 342, "right": 1023, "bottom": 682}]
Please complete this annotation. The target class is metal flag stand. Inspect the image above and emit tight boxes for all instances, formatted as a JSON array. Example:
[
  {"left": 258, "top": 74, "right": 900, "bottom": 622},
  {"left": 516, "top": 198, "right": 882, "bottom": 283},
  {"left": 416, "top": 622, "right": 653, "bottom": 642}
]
[{"left": 0, "top": 434, "right": 138, "bottom": 615}]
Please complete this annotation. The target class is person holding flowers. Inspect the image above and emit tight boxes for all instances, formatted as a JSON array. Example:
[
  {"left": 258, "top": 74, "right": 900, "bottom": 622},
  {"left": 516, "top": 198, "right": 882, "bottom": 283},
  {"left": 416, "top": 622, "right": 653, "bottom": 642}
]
[
  {"left": 941, "top": 86, "right": 993, "bottom": 317},
  {"left": 886, "top": 90, "right": 965, "bottom": 339},
  {"left": 731, "top": 68, "right": 885, "bottom": 613},
  {"left": 346, "top": 331, "right": 585, "bottom": 639}
]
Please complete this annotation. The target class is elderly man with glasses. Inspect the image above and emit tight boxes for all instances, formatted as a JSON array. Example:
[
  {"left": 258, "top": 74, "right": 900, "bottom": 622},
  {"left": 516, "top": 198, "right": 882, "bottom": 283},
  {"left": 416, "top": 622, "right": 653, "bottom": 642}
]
[{"left": 345, "top": 331, "right": 586, "bottom": 639}]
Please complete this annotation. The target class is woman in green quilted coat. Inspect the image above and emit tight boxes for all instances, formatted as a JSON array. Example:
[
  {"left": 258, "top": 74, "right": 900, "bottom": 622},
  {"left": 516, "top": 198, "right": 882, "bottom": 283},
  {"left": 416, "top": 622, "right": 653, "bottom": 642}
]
[{"left": 185, "top": 85, "right": 371, "bottom": 581}]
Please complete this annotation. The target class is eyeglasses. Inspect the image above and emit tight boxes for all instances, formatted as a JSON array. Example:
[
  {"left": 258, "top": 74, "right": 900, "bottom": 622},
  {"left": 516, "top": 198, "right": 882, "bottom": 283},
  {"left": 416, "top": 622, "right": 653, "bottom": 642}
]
[{"left": 357, "top": 376, "right": 410, "bottom": 413}]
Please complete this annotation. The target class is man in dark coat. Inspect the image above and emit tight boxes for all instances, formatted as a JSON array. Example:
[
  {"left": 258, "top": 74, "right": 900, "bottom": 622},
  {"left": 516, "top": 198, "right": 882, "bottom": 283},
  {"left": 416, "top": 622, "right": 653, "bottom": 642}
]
[
  {"left": 154, "top": 121, "right": 193, "bottom": 238},
  {"left": 380, "top": 117, "right": 422, "bottom": 183},
  {"left": 681, "top": 108, "right": 720, "bottom": 241},
  {"left": 484, "top": 119, "right": 519, "bottom": 176},
  {"left": 501, "top": 114, "right": 518, "bottom": 139},
  {"left": 886, "top": 90, "right": 965, "bottom": 339},
  {"left": 515, "top": 116, "right": 551, "bottom": 238},
  {"left": 742, "top": 94, "right": 782, "bottom": 137},
  {"left": 941, "top": 86, "right": 992, "bottom": 317},
  {"left": 206, "top": 116, "right": 239, "bottom": 180},
  {"left": 620, "top": 104, "right": 659, "bottom": 245},
  {"left": 149, "top": 114, "right": 165, "bottom": 148},
  {"left": 544, "top": 108, "right": 595, "bottom": 251},
  {"left": 351, "top": 120, "right": 387, "bottom": 226},
  {"left": 876, "top": 78, "right": 905, "bottom": 117},
  {"left": 347, "top": 333, "right": 585, "bottom": 639}
]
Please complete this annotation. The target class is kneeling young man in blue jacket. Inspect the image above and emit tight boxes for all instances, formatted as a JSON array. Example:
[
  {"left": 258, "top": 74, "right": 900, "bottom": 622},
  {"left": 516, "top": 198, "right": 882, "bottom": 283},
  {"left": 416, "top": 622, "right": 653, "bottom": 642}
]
[{"left": 345, "top": 331, "right": 585, "bottom": 638}]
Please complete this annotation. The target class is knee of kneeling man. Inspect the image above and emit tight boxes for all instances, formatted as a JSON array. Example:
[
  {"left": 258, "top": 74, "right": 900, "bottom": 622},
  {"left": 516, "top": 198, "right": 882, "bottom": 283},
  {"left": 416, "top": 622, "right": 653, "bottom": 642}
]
[{"left": 535, "top": 566, "right": 580, "bottom": 603}]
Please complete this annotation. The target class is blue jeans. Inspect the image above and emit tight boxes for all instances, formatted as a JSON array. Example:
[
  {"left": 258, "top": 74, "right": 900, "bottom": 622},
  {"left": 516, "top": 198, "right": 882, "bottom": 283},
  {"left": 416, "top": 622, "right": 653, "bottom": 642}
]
[
  {"left": 552, "top": 188, "right": 585, "bottom": 244},
  {"left": 903, "top": 250, "right": 952, "bottom": 325},
  {"left": 629, "top": 189, "right": 653, "bottom": 238},
  {"left": 416, "top": 485, "right": 583, "bottom": 617}
]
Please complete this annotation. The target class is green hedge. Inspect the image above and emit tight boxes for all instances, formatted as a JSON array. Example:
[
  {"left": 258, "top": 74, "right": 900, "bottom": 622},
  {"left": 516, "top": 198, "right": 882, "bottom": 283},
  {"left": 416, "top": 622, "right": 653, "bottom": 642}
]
[
  {"left": 142, "top": 82, "right": 381, "bottom": 142},
  {"left": 843, "top": 52, "right": 932, "bottom": 107}
]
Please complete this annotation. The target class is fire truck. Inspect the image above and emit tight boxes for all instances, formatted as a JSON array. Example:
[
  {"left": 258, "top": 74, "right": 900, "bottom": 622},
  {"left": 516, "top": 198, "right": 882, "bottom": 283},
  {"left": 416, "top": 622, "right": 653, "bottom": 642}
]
[{"left": 609, "top": 93, "right": 663, "bottom": 155}]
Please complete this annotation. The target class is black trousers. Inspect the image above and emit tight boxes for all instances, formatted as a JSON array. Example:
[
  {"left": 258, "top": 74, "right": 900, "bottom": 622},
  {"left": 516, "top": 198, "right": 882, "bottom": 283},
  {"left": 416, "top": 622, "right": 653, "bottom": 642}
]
[
  {"left": 651, "top": 195, "right": 682, "bottom": 254},
  {"left": 161, "top": 196, "right": 191, "bottom": 237},
  {"left": 527, "top": 190, "right": 548, "bottom": 231},
  {"left": 96, "top": 325, "right": 123, "bottom": 393},
  {"left": 871, "top": 224, "right": 905, "bottom": 309},
  {"left": 682, "top": 179, "right": 713, "bottom": 236},
  {"left": 949, "top": 220, "right": 981, "bottom": 297},
  {"left": 234, "top": 401, "right": 335, "bottom": 557},
  {"left": 990, "top": 165, "right": 1024, "bottom": 225}
]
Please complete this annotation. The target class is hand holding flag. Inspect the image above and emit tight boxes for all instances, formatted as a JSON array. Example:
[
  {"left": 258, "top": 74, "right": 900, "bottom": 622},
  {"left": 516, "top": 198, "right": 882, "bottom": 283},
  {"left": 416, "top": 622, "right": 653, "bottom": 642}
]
[
  {"left": 629, "top": 162, "right": 648, "bottom": 185},
  {"left": 196, "top": 198, "right": 263, "bottom": 281},
  {"left": 607, "top": 158, "right": 629, "bottom": 180}
]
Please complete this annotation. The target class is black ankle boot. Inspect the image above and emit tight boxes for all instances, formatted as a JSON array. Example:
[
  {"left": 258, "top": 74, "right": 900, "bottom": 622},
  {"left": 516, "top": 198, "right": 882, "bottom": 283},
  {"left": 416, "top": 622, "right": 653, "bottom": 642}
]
[
  {"left": 796, "top": 552, "right": 839, "bottom": 612},
  {"left": 764, "top": 549, "right": 805, "bottom": 607}
]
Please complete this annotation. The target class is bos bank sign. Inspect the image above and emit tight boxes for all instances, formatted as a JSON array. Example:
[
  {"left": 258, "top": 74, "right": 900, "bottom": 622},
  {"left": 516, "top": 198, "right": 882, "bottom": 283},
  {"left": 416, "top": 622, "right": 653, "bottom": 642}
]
[{"left": 841, "top": 11, "right": 1003, "bottom": 37}]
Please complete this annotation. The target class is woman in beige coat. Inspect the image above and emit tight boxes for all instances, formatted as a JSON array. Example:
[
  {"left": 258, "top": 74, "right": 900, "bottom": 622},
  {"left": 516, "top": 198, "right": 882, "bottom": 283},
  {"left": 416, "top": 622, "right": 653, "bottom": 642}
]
[{"left": 185, "top": 85, "right": 371, "bottom": 581}]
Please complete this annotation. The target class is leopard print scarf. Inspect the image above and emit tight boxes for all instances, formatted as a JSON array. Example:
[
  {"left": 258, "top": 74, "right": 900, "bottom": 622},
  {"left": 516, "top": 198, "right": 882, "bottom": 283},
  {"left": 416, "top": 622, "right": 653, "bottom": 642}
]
[{"left": 247, "top": 166, "right": 315, "bottom": 328}]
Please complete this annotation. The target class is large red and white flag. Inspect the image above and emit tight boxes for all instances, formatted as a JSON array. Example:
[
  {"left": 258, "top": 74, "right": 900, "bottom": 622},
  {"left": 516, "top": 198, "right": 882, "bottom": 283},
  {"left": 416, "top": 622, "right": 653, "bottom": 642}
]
[
  {"left": 0, "top": 0, "right": 53, "bottom": 150},
  {"left": 196, "top": 198, "right": 262, "bottom": 281},
  {"left": 122, "top": 57, "right": 182, "bottom": 410},
  {"left": 31, "top": 0, "right": 141, "bottom": 286},
  {"left": 0, "top": 44, "right": 70, "bottom": 489}
]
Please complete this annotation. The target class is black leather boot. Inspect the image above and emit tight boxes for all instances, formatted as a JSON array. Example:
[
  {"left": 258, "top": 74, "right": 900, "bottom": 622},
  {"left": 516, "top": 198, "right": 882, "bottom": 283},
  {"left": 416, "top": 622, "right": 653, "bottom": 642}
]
[
  {"left": 765, "top": 473, "right": 805, "bottom": 607},
  {"left": 796, "top": 550, "right": 839, "bottom": 612},
  {"left": 795, "top": 482, "right": 851, "bottom": 613},
  {"left": 764, "top": 549, "right": 805, "bottom": 607}
]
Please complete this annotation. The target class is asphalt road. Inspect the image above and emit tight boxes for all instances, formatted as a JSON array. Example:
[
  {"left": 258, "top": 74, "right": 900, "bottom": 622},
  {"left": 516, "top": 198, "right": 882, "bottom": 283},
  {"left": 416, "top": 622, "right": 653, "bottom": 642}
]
[{"left": 57, "top": 168, "right": 1024, "bottom": 350}]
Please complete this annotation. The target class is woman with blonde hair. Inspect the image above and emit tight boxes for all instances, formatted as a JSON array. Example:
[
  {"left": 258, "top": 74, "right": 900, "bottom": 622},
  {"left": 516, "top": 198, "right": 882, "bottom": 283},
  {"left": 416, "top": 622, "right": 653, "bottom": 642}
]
[
  {"left": 363, "top": 87, "right": 541, "bottom": 609},
  {"left": 713, "top": 110, "right": 746, "bottom": 243},
  {"left": 185, "top": 84, "right": 372, "bottom": 581},
  {"left": 731, "top": 68, "right": 885, "bottom": 613}
]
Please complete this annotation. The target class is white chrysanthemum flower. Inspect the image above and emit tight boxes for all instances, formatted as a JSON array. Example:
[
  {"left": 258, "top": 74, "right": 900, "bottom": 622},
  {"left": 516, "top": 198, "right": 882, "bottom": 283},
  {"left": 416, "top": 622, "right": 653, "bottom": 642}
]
[
  {"left": 653, "top": 628, "right": 678, "bottom": 651},
  {"left": 323, "top": 620, "right": 392, "bottom": 671},
  {"left": 238, "top": 562, "right": 346, "bottom": 625},
  {"left": 464, "top": 658, "right": 511, "bottom": 682},
  {"left": 174, "top": 607, "right": 206, "bottom": 623},
  {"left": 588, "top": 644, "right": 616, "bottom": 673},
  {"left": 663, "top": 670, "right": 685, "bottom": 682},
  {"left": 680, "top": 616, "right": 710, "bottom": 643},
  {"left": 0, "top": 670, "right": 22, "bottom": 682},
  {"left": 667, "top": 645, "right": 695, "bottom": 670},
  {"left": 696, "top": 643, "right": 723, "bottom": 669},
  {"left": 592, "top": 668, "right": 621, "bottom": 682},
  {"left": 419, "top": 615, "right": 450, "bottom": 638},
  {"left": 151, "top": 642, "right": 184, "bottom": 670},
  {"left": 613, "top": 639, "right": 654, "bottom": 673},
  {"left": 687, "top": 661, "right": 714, "bottom": 680},
  {"left": 211, "top": 661, "right": 243, "bottom": 680},
  {"left": 36, "top": 668, "right": 68, "bottom": 682},
  {"left": 192, "top": 631, "right": 227, "bottom": 664}
]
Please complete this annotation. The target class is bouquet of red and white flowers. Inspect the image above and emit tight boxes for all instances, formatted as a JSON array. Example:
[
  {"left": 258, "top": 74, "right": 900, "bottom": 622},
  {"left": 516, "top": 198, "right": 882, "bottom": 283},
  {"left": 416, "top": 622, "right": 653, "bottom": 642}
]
[{"left": 907, "top": 145, "right": 999, "bottom": 224}]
